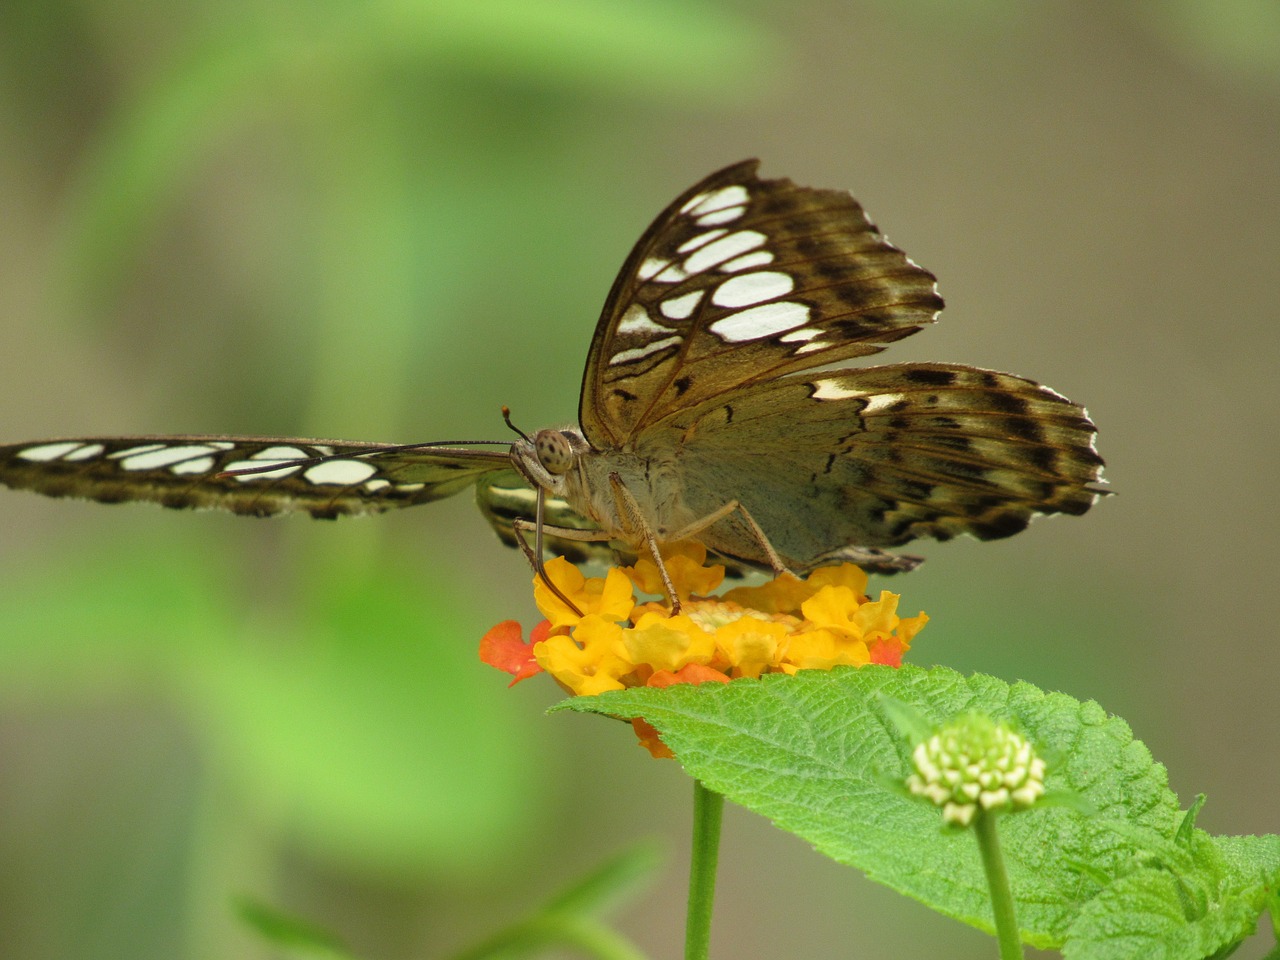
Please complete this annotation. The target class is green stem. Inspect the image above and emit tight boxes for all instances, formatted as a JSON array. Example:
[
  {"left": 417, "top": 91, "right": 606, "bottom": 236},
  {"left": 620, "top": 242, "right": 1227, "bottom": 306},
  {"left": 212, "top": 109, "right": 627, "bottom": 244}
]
[
  {"left": 685, "top": 779, "right": 725, "bottom": 960},
  {"left": 973, "top": 812, "right": 1022, "bottom": 960}
]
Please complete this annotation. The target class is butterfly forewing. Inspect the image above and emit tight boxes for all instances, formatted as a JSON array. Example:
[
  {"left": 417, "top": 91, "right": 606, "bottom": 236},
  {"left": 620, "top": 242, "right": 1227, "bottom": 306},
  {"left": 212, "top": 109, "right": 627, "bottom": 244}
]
[
  {"left": 580, "top": 159, "right": 945, "bottom": 447},
  {"left": 0, "top": 437, "right": 510, "bottom": 519}
]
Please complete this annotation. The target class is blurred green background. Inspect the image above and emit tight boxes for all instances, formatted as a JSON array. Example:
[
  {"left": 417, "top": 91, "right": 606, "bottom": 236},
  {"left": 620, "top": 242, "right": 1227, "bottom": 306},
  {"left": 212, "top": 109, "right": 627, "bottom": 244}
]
[{"left": 1, "top": 1, "right": 1277, "bottom": 958}]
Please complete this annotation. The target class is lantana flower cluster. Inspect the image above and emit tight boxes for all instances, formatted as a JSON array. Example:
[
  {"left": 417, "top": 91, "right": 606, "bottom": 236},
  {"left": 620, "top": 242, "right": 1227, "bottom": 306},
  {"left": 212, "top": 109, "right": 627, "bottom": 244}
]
[{"left": 480, "top": 542, "right": 928, "bottom": 757}]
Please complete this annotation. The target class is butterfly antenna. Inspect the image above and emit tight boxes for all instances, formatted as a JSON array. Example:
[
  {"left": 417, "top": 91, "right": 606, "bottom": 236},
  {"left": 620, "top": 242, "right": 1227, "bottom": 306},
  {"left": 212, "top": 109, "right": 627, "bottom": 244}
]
[{"left": 501, "top": 406, "right": 532, "bottom": 443}]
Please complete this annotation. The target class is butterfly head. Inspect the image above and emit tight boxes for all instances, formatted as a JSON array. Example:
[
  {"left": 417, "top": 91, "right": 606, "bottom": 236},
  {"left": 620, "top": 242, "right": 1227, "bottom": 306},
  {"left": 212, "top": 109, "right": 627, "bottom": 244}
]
[{"left": 510, "top": 427, "right": 590, "bottom": 494}]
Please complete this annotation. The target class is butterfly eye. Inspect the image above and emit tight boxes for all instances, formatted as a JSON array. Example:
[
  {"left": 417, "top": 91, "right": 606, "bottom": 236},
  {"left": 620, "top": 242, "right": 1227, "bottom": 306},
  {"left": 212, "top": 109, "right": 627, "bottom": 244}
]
[{"left": 533, "top": 429, "right": 575, "bottom": 476}]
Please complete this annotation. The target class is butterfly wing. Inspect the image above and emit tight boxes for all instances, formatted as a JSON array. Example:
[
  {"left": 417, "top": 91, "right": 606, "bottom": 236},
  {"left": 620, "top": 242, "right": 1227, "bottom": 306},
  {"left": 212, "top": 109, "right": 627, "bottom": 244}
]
[
  {"left": 0, "top": 436, "right": 511, "bottom": 519},
  {"left": 656, "top": 363, "right": 1104, "bottom": 568},
  {"left": 578, "top": 159, "right": 944, "bottom": 448}
]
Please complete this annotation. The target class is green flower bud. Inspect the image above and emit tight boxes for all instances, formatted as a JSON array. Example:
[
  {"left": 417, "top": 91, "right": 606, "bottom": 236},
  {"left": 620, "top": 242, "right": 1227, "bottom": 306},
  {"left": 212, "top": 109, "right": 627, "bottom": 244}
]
[{"left": 906, "top": 714, "right": 1046, "bottom": 826}]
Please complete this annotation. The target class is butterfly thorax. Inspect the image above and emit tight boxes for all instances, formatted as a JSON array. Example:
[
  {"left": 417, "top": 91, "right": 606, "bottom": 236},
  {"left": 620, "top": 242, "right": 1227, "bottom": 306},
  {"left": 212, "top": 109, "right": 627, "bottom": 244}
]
[
  {"left": 568, "top": 440, "right": 695, "bottom": 547},
  {"left": 510, "top": 426, "right": 694, "bottom": 548}
]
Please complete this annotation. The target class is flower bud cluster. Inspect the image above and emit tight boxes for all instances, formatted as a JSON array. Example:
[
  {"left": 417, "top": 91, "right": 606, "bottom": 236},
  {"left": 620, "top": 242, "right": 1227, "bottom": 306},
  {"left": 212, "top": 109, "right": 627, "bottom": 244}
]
[{"left": 906, "top": 714, "right": 1045, "bottom": 826}]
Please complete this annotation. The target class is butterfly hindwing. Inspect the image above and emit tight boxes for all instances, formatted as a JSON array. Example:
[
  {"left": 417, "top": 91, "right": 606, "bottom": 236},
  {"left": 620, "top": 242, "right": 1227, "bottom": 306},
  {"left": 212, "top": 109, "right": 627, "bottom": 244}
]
[
  {"left": 0, "top": 437, "right": 510, "bottom": 519},
  {"left": 579, "top": 159, "right": 945, "bottom": 447},
  {"left": 652, "top": 362, "right": 1103, "bottom": 568}
]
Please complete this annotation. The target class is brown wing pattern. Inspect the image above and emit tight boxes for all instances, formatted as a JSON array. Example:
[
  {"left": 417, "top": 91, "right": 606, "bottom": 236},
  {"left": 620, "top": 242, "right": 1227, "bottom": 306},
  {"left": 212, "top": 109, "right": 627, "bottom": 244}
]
[
  {"left": 579, "top": 159, "right": 944, "bottom": 447},
  {"left": 0, "top": 436, "right": 510, "bottom": 519},
  {"left": 664, "top": 362, "right": 1104, "bottom": 567}
]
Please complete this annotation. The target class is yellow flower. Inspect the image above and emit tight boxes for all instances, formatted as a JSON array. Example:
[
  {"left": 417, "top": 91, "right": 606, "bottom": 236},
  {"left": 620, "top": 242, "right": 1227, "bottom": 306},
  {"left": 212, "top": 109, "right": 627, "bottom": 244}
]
[
  {"left": 720, "top": 572, "right": 813, "bottom": 615},
  {"left": 800, "top": 585, "right": 869, "bottom": 637},
  {"left": 534, "top": 556, "right": 635, "bottom": 629},
  {"left": 482, "top": 549, "right": 928, "bottom": 756},
  {"left": 533, "top": 614, "right": 632, "bottom": 695},
  {"left": 624, "top": 541, "right": 726, "bottom": 602},
  {"left": 778, "top": 626, "right": 870, "bottom": 674},
  {"left": 804, "top": 563, "right": 870, "bottom": 598},
  {"left": 713, "top": 616, "right": 791, "bottom": 679},
  {"left": 620, "top": 611, "right": 717, "bottom": 676}
]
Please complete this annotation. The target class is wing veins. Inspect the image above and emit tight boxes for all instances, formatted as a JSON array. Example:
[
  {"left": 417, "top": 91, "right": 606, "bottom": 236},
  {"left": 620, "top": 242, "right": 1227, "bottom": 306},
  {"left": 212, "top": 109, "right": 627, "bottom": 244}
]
[{"left": 857, "top": 437, "right": 1095, "bottom": 485}]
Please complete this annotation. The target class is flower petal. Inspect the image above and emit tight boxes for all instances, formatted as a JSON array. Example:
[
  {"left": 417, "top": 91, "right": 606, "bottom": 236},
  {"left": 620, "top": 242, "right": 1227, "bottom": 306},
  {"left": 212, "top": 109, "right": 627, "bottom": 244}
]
[
  {"left": 534, "top": 558, "right": 636, "bottom": 628},
  {"left": 479, "top": 620, "right": 543, "bottom": 685}
]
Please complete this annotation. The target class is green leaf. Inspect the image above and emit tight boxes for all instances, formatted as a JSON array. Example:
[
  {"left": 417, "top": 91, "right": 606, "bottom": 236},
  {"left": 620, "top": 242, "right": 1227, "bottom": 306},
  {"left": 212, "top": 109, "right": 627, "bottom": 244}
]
[
  {"left": 448, "top": 845, "right": 659, "bottom": 960},
  {"left": 1065, "top": 819, "right": 1280, "bottom": 957},
  {"left": 1214, "top": 833, "right": 1280, "bottom": 895},
  {"left": 236, "top": 896, "right": 357, "bottom": 959},
  {"left": 541, "top": 841, "right": 665, "bottom": 918},
  {"left": 558, "top": 664, "right": 1183, "bottom": 949},
  {"left": 1063, "top": 839, "right": 1253, "bottom": 960}
]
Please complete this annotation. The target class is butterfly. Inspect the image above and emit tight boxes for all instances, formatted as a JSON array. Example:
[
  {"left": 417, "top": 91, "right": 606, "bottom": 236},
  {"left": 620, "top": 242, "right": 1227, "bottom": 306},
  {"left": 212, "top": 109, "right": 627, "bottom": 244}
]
[{"left": 0, "top": 160, "right": 1105, "bottom": 610}]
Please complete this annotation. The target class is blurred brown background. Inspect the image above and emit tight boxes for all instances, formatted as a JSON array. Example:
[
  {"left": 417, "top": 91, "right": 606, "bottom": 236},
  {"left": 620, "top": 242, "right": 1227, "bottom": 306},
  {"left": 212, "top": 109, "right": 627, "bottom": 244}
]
[{"left": 0, "top": 1, "right": 1276, "bottom": 958}]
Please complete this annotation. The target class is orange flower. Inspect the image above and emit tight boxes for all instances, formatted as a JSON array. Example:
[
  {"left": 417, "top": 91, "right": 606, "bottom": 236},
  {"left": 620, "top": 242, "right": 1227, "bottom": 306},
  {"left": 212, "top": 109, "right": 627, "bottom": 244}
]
[
  {"left": 480, "top": 547, "right": 928, "bottom": 757},
  {"left": 479, "top": 618, "right": 551, "bottom": 686}
]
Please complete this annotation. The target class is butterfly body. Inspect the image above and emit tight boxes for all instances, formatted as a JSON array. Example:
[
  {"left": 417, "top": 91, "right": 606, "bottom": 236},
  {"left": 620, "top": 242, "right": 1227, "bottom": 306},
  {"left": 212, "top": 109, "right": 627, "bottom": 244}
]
[{"left": 0, "top": 160, "right": 1105, "bottom": 579}]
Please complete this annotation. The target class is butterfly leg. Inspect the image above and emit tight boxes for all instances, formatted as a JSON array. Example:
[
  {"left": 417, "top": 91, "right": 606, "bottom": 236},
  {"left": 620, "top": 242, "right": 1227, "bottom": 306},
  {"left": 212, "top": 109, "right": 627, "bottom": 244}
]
[
  {"left": 665, "top": 500, "right": 792, "bottom": 577},
  {"left": 507, "top": 488, "right": 607, "bottom": 618},
  {"left": 602, "top": 473, "right": 690, "bottom": 614}
]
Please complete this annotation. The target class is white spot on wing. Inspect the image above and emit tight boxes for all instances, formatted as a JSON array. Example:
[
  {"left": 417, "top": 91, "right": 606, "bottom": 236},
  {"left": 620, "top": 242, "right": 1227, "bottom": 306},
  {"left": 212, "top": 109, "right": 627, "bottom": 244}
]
[
  {"left": 117, "top": 444, "right": 230, "bottom": 471},
  {"left": 255, "top": 446, "right": 308, "bottom": 461},
  {"left": 810, "top": 380, "right": 904, "bottom": 412},
  {"left": 224, "top": 446, "right": 309, "bottom": 481},
  {"left": 63, "top": 443, "right": 106, "bottom": 461},
  {"left": 171, "top": 456, "right": 215, "bottom": 475},
  {"left": 861, "top": 394, "right": 907, "bottom": 413},
  {"left": 659, "top": 290, "right": 704, "bottom": 320},
  {"left": 676, "top": 228, "right": 727, "bottom": 254},
  {"left": 609, "top": 335, "right": 682, "bottom": 366},
  {"left": 811, "top": 379, "right": 864, "bottom": 401},
  {"left": 708, "top": 301, "right": 810, "bottom": 342},
  {"left": 108, "top": 444, "right": 165, "bottom": 460},
  {"left": 780, "top": 327, "right": 823, "bottom": 342},
  {"left": 638, "top": 258, "right": 669, "bottom": 280},
  {"left": 711, "top": 271, "right": 795, "bottom": 308},
  {"left": 685, "top": 185, "right": 749, "bottom": 216},
  {"left": 679, "top": 191, "right": 708, "bottom": 214},
  {"left": 652, "top": 261, "right": 689, "bottom": 284},
  {"left": 364, "top": 478, "right": 391, "bottom": 492},
  {"left": 683, "top": 230, "right": 767, "bottom": 274},
  {"left": 718, "top": 250, "right": 774, "bottom": 273},
  {"left": 396, "top": 482, "right": 425, "bottom": 492},
  {"left": 696, "top": 205, "right": 746, "bottom": 226},
  {"left": 617, "top": 304, "right": 671, "bottom": 336},
  {"left": 304, "top": 460, "right": 378, "bottom": 485},
  {"left": 17, "top": 442, "right": 91, "bottom": 462}
]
